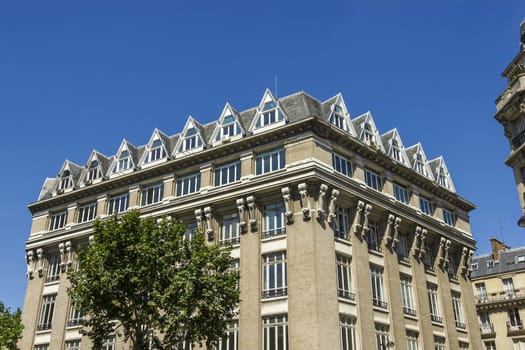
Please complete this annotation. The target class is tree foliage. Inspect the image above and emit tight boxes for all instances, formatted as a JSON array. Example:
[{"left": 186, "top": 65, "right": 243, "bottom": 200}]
[
  {"left": 68, "top": 210, "right": 239, "bottom": 350},
  {"left": 0, "top": 301, "right": 23, "bottom": 350}
]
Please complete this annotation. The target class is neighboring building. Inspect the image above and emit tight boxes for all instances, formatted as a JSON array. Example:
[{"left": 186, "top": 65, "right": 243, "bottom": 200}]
[
  {"left": 20, "top": 89, "right": 481, "bottom": 349},
  {"left": 494, "top": 19, "right": 525, "bottom": 227},
  {"left": 471, "top": 238, "right": 525, "bottom": 350}
]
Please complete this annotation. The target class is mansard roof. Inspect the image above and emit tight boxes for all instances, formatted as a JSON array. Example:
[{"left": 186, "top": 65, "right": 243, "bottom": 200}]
[
  {"left": 37, "top": 178, "right": 57, "bottom": 201},
  {"left": 59, "top": 160, "right": 83, "bottom": 184}
]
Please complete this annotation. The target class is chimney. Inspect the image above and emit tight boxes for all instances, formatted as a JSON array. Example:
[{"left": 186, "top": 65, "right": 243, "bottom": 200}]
[{"left": 490, "top": 237, "right": 510, "bottom": 261}]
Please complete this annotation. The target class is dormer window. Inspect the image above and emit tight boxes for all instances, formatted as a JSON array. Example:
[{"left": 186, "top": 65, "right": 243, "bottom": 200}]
[
  {"left": 415, "top": 154, "right": 426, "bottom": 175},
  {"left": 330, "top": 105, "right": 345, "bottom": 129},
  {"left": 179, "top": 127, "right": 202, "bottom": 152},
  {"left": 390, "top": 140, "right": 401, "bottom": 162},
  {"left": 216, "top": 115, "right": 241, "bottom": 141},
  {"left": 256, "top": 101, "right": 283, "bottom": 128},
  {"left": 116, "top": 150, "right": 132, "bottom": 173},
  {"left": 363, "top": 123, "right": 374, "bottom": 144},
  {"left": 437, "top": 167, "right": 448, "bottom": 187},
  {"left": 59, "top": 170, "right": 72, "bottom": 190},
  {"left": 86, "top": 160, "right": 100, "bottom": 181},
  {"left": 147, "top": 139, "right": 166, "bottom": 163}
]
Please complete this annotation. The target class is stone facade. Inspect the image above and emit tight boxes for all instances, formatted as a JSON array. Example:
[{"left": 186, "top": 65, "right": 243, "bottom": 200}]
[{"left": 21, "top": 89, "right": 480, "bottom": 349}]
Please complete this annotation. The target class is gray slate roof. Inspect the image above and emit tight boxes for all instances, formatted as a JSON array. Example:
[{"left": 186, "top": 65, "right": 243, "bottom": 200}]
[{"left": 472, "top": 246, "right": 525, "bottom": 278}]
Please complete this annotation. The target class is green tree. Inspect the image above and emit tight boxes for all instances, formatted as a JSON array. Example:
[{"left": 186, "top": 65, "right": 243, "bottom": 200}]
[
  {"left": 0, "top": 301, "right": 23, "bottom": 350},
  {"left": 68, "top": 210, "right": 239, "bottom": 350}
]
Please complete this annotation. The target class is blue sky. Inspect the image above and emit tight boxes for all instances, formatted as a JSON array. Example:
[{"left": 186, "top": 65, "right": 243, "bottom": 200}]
[{"left": 1, "top": 1, "right": 524, "bottom": 310}]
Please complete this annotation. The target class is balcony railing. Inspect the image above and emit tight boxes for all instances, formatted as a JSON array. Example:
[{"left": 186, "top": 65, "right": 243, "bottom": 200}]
[
  {"left": 480, "top": 323, "right": 496, "bottom": 338},
  {"left": 476, "top": 289, "right": 525, "bottom": 304},
  {"left": 513, "top": 129, "right": 525, "bottom": 149},
  {"left": 507, "top": 321, "right": 525, "bottom": 335},
  {"left": 372, "top": 298, "right": 388, "bottom": 309},
  {"left": 431, "top": 314, "right": 443, "bottom": 323},
  {"left": 338, "top": 289, "right": 356, "bottom": 301},
  {"left": 403, "top": 306, "right": 417, "bottom": 316},
  {"left": 219, "top": 236, "right": 240, "bottom": 246},
  {"left": 334, "top": 230, "right": 349, "bottom": 240},
  {"left": 261, "top": 228, "right": 286, "bottom": 239},
  {"left": 261, "top": 287, "right": 287, "bottom": 299},
  {"left": 456, "top": 321, "right": 467, "bottom": 329}
]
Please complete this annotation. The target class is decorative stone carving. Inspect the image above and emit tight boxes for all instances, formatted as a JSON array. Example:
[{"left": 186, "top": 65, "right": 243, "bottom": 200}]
[
  {"left": 59, "top": 242, "right": 66, "bottom": 271},
  {"left": 437, "top": 237, "right": 446, "bottom": 266},
  {"left": 384, "top": 214, "right": 395, "bottom": 245},
  {"left": 204, "top": 206, "right": 214, "bottom": 241},
  {"left": 36, "top": 248, "right": 44, "bottom": 278},
  {"left": 327, "top": 189, "right": 339, "bottom": 224},
  {"left": 443, "top": 239, "right": 451, "bottom": 269},
  {"left": 26, "top": 250, "right": 34, "bottom": 279},
  {"left": 392, "top": 217, "right": 401, "bottom": 248},
  {"left": 298, "top": 183, "right": 310, "bottom": 220},
  {"left": 195, "top": 208, "right": 203, "bottom": 231},
  {"left": 460, "top": 247, "right": 469, "bottom": 275},
  {"left": 246, "top": 196, "right": 257, "bottom": 231},
  {"left": 281, "top": 187, "right": 294, "bottom": 224},
  {"left": 351, "top": 200, "right": 365, "bottom": 236},
  {"left": 317, "top": 184, "right": 328, "bottom": 218},
  {"left": 236, "top": 198, "right": 247, "bottom": 233},
  {"left": 467, "top": 249, "right": 474, "bottom": 277},
  {"left": 65, "top": 241, "right": 72, "bottom": 268},
  {"left": 411, "top": 226, "right": 422, "bottom": 257},
  {"left": 418, "top": 229, "right": 427, "bottom": 260},
  {"left": 361, "top": 203, "right": 372, "bottom": 239}
]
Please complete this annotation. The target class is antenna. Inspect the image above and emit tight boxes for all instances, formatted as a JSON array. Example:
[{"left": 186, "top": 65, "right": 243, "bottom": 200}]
[
  {"left": 498, "top": 219, "right": 506, "bottom": 244},
  {"left": 274, "top": 75, "right": 278, "bottom": 98}
]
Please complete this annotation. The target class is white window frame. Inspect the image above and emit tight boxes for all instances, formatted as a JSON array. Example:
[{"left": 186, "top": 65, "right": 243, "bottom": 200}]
[
  {"left": 255, "top": 101, "right": 284, "bottom": 129},
  {"left": 365, "top": 168, "right": 382, "bottom": 191},
  {"left": 475, "top": 282, "right": 488, "bottom": 302},
  {"left": 46, "top": 255, "right": 61, "bottom": 283},
  {"left": 216, "top": 115, "right": 241, "bottom": 141},
  {"left": 503, "top": 278, "right": 516, "bottom": 298},
  {"left": 49, "top": 210, "right": 67, "bottom": 230},
  {"left": 58, "top": 170, "right": 73, "bottom": 190},
  {"left": 176, "top": 173, "right": 201, "bottom": 197},
  {"left": 215, "top": 161, "right": 241, "bottom": 187},
  {"left": 115, "top": 150, "right": 132, "bottom": 173},
  {"left": 330, "top": 104, "right": 346, "bottom": 130},
  {"left": 452, "top": 293, "right": 465, "bottom": 329},
  {"left": 434, "top": 337, "right": 446, "bottom": 350},
  {"left": 333, "top": 206, "right": 350, "bottom": 240},
  {"left": 262, "top": 203, "right": 286, "bottom": 239},
  {"left": 366, "top": 219, "right": 382, "bottom": 252},
  {"left": 479, "top": 312, "right": 493, "bottom": 334},
  {"left": 443, "top": 209, "right": 455, "bottom": 226},
  {"left": 262, "top": 315, "right": 288, "bottom": 350},
  {"left": 140, "top": 182, "right": 164, "bottom": 207},
  {"left": 179, "top": 127, "right": 203, "bottom": 153},
  {"left": 37, "top": 294, "right": 56, "bottom": 331},
  {"left": 34, "top": 345, "right": 49, "bottom": 350},
  {"left": 147, "top": 139, "right": 166, "bottom": 163},
  {"left": 220, "top": 213, "right": 241, "bottom": 246},
  {"left": 339, "top": 315, "right": 357, "bottom": 350},
  {"left": 400, "top": 275, "right": 416, "bottom": 316},
  {"left": 393, "top": 183, "right": 409, "bottom": 204},
  {"left": 484, "top": 341, "right": 496, "bottom": 350},
  {"left": 262, "top": 252, "right": 287, "bottom": 298},
  {"left": 217, "top": 320, "right": 238, "bottom": 350},
  {"left": 390, "top": 139, "right": 402, "bottom": 162},
  {"left": 78, "top": 202, "right": 97, "bottom": 223},
  {"left": 67, "top": 303, "right": 83, "bottom": 327},
  {"left": 108, "top": 193, "right": 129, "bottom": 215},
  {"left": 406, "top": 331, "right": 419, "bottom": 350},
  {"left": 255, "top": 148, "right": 285, "bottom": 175},
  {"left": 102, "top": 336, "right": 116, "bottom": 350},
  {"left": 336, "top": 255, "right": 354, "bottom": 301},
  {"left": 183, "top": 223, "right": 197, "bottom": 242},
  {"left": 370, "top": 265, "right": 387, "bottom": 309},
  {"left": 65, "top": 339, "right": 81, "bottom": 350},
  {"left": 509, "top": 308, "right": 522, "bottom": 329},
  {"left": 428, "top": 284, "right": 442, "bottom": 323},
  {"left": 374, "top": 323, "right": 390, "bottom": 350},
  {"left": 396, "top": 231, "right": 410, "bottom": 261},
  {"left": 333, "top": 153, "right": 352, "bottom": 177}
]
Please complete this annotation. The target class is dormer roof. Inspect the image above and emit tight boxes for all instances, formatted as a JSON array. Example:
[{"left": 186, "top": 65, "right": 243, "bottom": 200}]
[
  {"left": 139, "top": 128, "right": 170, "bottom": 166},
  {"left": 323, "top": 93, "right": 357, "bottom": 136},
  {"left": 210, "top": 103, "right": 246, "bottom": 144},
  {"left": 352, "top": 111, "right": 385, "bottom": 152},
  {"left": 249, "top": 88, "right": 288, "bottom": 133},
  {"left": 173, "top": 116, "right": 206, "bottom": 157},
  {"left": 428, "top": 156, "right": 456, "bottom": 193},
  {"left": 381, "top": 128, "right": 410, "bottom": 166},
  {"left": 405, "top": 143, "right": 435, "bottom": 181}
]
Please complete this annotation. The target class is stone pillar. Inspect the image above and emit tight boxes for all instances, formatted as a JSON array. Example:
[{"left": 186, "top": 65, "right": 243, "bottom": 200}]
[
  {"left": 49, "top": 245, "right": 71, "bottom": 348},
  {"left": 288, "top": 185, "right": 339, "bottom": 349}
]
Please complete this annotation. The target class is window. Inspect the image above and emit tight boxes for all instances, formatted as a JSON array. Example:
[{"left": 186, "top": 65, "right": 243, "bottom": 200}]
[
  {"left": 333, "top": 153, "right": 352, "bottom": 177},
  {"left": 434, "top": 337, "right": 446, "bottom": 350},
  {"left": 400, "top": 275, "right": 416, "bottom": 316},
  {"left": 262, "top": 315, "right": 288, "bottom": 350},
  {"left": 374, "top": 324, "right": 390, "bottom": 350},
  {"left": 330, "top": 104, "right": 346, "bottom": 130},
  {"left": 333, "top": 206, "right": 350, "bottom": 240},
  {"left": 216, "top": 115, "right": 242, "bottom": 141},
  {"left": 49, "top": 210, "right": 67, "bottom": 230},
  {"left": 339, "top": 316, "right": 357, "bottom": 350},
  {"left": 147, "top": 139, "right": 166, "bottom": 162},
  {"left": 108, "top": 193, "right": 129, "bottom": 214},
  {"left": 443, "top": 209, "right": 455, "bottom": 226},
  {"left": 262, "top": 203, "right": 286, "bottom": 239},
  {"left": 519, "top": 255, "right": 525, "bottom": 263},
  {"left": 115, "top": 150, "right": 132, "bottom": 173},
  {"left": 34, "top": 345, "right": 49, "bottom": 350},
  {"left": 419, "top": 197, "right": 433, "bottom": 215},
  {"left": 220, "top": 213, "right": 241, "bottom": 245},
  {"left": 459, "top": 342, "right": 469, "bottom": 350},
  {"left": 363, "top": 122, "right": 375, "bottom": 144},
  {"left": 370, "top": 265, "right": 387, "bottom": 309},
  {"left": 503, "top": 278, "right": 516, "bottom": 298},
  {"left": 366, "top": 219, "right": 382, "bottom": 252},
  {"left": 509, "top": 308, "right": 523, "bottom": 330},
  {"left": 67, "top": 303, "right": 83, "bottom": 327},
  {"left": 58, "top": 170, "right": 73, "bottom": 190},
  {"left": 141, "top": 183, "right": 163, "bottom": 206},
  {"left": 215, "top": 161, "right": 241, "bottom": 186},
  {"left": 393, "top": 183, "right": 409, "bottom": 204},
  {"left": 176, "top": 173, "right": 201, "bottom": 196},
  {"left": 484, "top": 341, "right": 496, "bottom": 350},
  {"left": 46, "top": 255, "right": 61, "bottom": 283},
  {"left": 471, "top": 262, "right": 479, "bottom": 271},
  {"left": 406, "top": 331, "right": 419, "bottom": 350},
  {"left": 452, "top": 292, "right": 465, "bottom": 329},
  {"left": 365, "top": 168, "right": 382, "bottom": 191},
  {"left": 179, "top": 127, "right": 203, "bottom": 152},
  {"left": 262, "top": 252, "right": 287, "bottom": 298},
  {"left": 414, "top": 154, "right": 427, "bottom": 176},
  {"left": 475, "top": 283, "right": 488, "bottom": 302},
  {"left": 437, "top": 166, "right": 449, "bottom": 188},
  {"left": 396, "top": 232, "right": 410, "bottom": 261},
  {"left": 336, "top": 255, "right": 354, "bottom": 301},
  {"left": 390, "top": 139, "right": 402, "bottom": 162},
  {"left": 102, "top": 336, "right": 116, "bottom": 350},
  {"left": 256, "top": 101, "right": 284, "bottom": 129},
  {"left": 255, "top": 148, "right": 285, "bottom": 175},
  {"left": 218, "top": 320, "right": 238, "bottom": 350},
  {"left": 183, "top": 223, "right": 197, "bottom": 241},
  {"left": 37, "top": 294, "right": 56, "bottom": 331},
  {"left": 514, "top": 339, "right": 525, "bottom": 350},
  {"left": 428, "top": 284, "right": 442, "bottom": 323},
  {"left": 486, "top": 260, "right": 495, "bottom": 268},
  {"left": 78, "top": 202, "right": 97, "bottom": 223},
  {"left": 86, "top": 160, "right": 100, "bottom": 181},
  {"left": 479, "top": 312, "right": 493, "bottom": 334},
  {"left": 423, "top": 241, "right": 436, "bottom": 271},
  {"left": 65, "top": 340, "right": 81, "bottom": 350}
]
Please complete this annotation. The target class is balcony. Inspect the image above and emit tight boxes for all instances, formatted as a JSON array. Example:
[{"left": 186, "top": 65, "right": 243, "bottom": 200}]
[
  {"left": 431, "top": 314, "right": 443, "bottom": 323},
  {"left": 373, "top": 298, "right": 388, "bottom": 309},
  {"left": 475, "top": 289, "right": 525, "bottom": 306},
  {"left": 507, "top": 321, "right": 525, "bottom": 336},
  {"left": 338, "top": 289, "right": 356, "bottom": 301},
  {"left": 455, "top": 320, "right": 467, "bottom": 330},
  {"left": 512, "top": 129, "right": 525, "bottom": 149},
  {"left": 480, "top": 323, "right": 496, "bottom": 338},
  {"left": 403, "top": 306, "right": 417, "bottom": 317}
]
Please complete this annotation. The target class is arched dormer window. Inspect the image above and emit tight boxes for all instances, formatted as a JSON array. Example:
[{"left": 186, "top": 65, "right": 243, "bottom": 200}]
[{"left": 59, "top": 170, "right": 72, "bottom": 190}]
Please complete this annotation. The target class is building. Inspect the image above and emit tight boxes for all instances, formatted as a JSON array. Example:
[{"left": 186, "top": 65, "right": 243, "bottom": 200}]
[
  {"left": 471, "top": 238, "right": 525, "bottom": 350},
  {"left": 20, "top": 89, "right": 481, "bottom": 349},
  {"left": 494, "top": 19, "right": 525, "bottom": 227}
]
